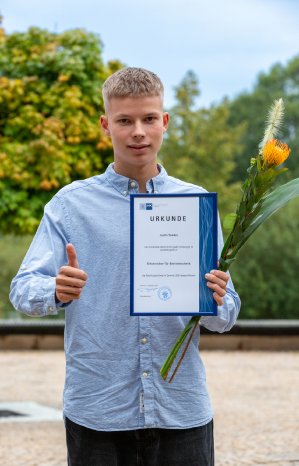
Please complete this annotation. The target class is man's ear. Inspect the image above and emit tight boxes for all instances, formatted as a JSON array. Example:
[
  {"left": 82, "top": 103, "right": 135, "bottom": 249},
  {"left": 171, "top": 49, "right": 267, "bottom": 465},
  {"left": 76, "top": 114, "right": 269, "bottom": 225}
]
[
  {"left": 162, "top": 112, "right": 169, "bottom": 133},
  {"left": 100, "top": 115, "right": 110, "bottom": 136}
]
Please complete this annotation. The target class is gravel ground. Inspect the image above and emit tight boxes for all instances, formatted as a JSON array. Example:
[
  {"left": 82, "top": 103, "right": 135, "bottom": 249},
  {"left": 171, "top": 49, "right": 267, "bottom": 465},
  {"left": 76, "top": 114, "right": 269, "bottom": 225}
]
[{"left": 0, "top": 350, "right": 298, "bottom": 466}]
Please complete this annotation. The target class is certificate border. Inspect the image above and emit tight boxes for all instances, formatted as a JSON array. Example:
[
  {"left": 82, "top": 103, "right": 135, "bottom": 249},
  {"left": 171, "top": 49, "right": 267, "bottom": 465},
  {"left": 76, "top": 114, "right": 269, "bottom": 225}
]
[{"left": 130, "top": 193, "right": 218, "bottom": 316}]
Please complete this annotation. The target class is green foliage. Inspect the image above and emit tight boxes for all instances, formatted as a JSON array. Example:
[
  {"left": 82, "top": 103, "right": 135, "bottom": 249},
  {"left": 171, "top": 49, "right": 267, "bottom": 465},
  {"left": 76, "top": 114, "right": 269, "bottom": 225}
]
[
  {"left": 229, "top": 55, "right": 299, "bottom": 182},
  {"left": 231, "top": 198, "right": 299, "bottom": 318},
  {"left": 160, "top": 71, "right": 245, "bottom": 218},
  {"left": 0, "top": 234, "right": 65, "bottom": 319},
  {"left": 220, "top": 152, "right": 299, "bottom": 270},
  {"left": 0, "top": 25, "right": 123, "bottom": 234},
  {"left": 223, "top": 213, "right": 237, "bottom": 233},
  {"left": 0, "top": 234, "right": 32, "bottom": 318},
  {"left": 160, "top": 69, "right": 299, "bottom": 320}
]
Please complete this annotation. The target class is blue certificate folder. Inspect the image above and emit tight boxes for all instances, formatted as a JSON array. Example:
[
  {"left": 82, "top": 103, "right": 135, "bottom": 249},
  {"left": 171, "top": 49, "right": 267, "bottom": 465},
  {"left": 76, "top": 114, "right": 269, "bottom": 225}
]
[{"left": 130, "top": 193, "right": 218, "bottom": 316}]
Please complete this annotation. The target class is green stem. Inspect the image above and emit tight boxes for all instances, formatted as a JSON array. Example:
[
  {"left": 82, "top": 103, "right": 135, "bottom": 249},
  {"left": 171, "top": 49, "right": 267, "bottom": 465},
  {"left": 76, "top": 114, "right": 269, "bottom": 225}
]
[
  {"left": 168, "top": 320, "right": 199, "bottom": 383},
  {"left": 160, "top": 316, "right": 199, "bottom": 381},
  {"left": 160, "top": 252, "right": 229, "bottom": 382}
]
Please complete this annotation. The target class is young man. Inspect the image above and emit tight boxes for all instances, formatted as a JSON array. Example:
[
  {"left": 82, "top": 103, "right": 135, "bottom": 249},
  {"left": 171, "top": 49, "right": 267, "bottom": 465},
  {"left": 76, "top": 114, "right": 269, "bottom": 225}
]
[{"left": 10, "top": 67, "right": 240, "bottom": 466}]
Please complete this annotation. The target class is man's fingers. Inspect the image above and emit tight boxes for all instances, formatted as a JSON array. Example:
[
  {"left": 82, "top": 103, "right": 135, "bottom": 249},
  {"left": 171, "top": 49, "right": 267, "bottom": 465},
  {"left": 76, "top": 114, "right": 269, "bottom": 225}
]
[
  {"left": 206, "top": 282, "right": 226, "bottom": 297},
  {"left": 56, "top": 285, "right": 82, "bottom": 296},
  {"left": 205, "top": 269, "right": 228, "bottom": 306},
  {"left": 205, "top": 273, "right": 227, "bottom": 290},
  {"left": 206, "top": 269, "right": 229, "bottom": 283},
  {"left": 56, "top": 273, "right": 87, "bottom": 287},
  {"left": 205, "top": 270, "right": 229, "bottom": 289},
  {"left": 56, "top": 291, "right": 81, "bottom": 303},
  {"left": 59, "top": 265, "right": 87, "bottom": 281},
  {"left": 56, "top": 269, "right": 87, "bottom": 302},
  {"left": 213, "top": 292, "right": 224, "bottom": 306},
  {"left": 55, "top": 246, "right": 87, "bottom": 303},
  {"left": 55, "top": 282, "right": 83, "bottom": 302},
  {"left": 66, "top": 243, "right": 79, "bottom": 269}
]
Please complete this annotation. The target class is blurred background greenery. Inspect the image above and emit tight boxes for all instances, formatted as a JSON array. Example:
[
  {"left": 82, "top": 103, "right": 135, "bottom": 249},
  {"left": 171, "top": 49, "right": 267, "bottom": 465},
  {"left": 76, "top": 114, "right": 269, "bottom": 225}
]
[{"left": 1, "top": 23, "right": 298, "bottom": 319}]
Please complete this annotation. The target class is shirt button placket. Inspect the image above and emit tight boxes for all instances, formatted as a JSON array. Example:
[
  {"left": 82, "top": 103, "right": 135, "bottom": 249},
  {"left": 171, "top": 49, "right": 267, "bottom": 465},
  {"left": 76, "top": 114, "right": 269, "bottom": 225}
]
[
  {"left": 139, "top": 317, "right": 154, "bottom": 427},
  {"left": 129, "top": 180, "right": 138, "bottom": 192}
]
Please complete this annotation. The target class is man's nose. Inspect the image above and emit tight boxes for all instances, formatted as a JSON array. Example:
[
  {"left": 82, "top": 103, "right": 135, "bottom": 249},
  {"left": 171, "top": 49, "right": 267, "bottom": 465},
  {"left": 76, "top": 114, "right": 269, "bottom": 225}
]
[{"left": 132, "top": 122, "right": 145, "bottom": 138}]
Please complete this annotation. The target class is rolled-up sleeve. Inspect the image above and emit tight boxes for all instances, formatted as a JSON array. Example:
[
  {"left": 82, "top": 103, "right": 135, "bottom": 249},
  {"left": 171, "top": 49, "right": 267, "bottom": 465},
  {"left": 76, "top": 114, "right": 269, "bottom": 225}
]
[
  {"left": 200, "top": 214, "right": 241, "bottom": 333},
  {"left": 10, "top": 195, "right": 70, "bottom": 316}
]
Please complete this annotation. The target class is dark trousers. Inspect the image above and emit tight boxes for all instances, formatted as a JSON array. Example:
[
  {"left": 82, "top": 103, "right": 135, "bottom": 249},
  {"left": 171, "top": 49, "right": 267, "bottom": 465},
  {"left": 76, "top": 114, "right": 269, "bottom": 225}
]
[{"left": 65, "top": 416, "right": 214, "bottom": 466}]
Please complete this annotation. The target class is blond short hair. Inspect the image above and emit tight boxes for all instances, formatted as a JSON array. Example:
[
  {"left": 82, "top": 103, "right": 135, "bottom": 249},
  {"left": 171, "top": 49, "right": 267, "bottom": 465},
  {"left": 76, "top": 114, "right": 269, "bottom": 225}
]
[{"left": 102, "top": 67, "right": 164, "bottom": 109}]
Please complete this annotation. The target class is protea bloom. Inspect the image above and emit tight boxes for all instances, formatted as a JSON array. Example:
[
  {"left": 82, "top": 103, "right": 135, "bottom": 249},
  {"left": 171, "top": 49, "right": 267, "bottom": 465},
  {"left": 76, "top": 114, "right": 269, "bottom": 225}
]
[{"left": 263, "top": 139, "right": 291, "bottom": 167}]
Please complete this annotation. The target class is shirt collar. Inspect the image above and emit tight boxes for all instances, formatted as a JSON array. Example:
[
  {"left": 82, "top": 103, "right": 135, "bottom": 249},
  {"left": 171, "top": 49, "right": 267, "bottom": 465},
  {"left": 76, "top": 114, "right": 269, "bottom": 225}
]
[{"left": 104, "top": 163, "right": 168, "bottom": 196}]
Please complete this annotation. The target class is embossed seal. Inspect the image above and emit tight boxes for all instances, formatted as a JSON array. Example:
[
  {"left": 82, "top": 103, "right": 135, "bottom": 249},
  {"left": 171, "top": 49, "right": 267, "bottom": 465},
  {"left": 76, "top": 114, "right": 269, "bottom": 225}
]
[{"left": 158, "top": 287, "right": 172, "bottom": 301}]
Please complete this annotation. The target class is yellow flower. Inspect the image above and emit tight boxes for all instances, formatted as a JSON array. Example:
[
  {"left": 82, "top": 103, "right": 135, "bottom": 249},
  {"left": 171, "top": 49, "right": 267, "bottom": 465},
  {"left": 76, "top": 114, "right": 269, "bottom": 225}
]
[
  {"left": 263, "top": 139, "right": 291, "bottom": 166},
  {"left": 58, "top": 74, "right": 70, "bottom": 83}
]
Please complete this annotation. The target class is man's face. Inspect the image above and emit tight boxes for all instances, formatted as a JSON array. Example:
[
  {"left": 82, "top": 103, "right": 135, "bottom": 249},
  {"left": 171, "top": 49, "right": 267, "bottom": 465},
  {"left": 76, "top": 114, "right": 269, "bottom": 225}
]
[{"left": 100, "top": 95, "right": 169, "bottom": 173}]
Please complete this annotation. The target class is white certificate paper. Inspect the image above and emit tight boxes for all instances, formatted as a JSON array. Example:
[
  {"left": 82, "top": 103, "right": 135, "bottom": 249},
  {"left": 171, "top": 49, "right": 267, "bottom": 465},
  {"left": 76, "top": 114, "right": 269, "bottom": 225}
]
[{"left": 130, "top": 194, "right": 217, "bottom": 316}]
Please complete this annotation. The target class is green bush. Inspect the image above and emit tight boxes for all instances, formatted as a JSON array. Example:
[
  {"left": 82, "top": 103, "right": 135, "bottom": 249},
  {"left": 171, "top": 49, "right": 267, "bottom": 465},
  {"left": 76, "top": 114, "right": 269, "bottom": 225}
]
[
  {"left": 230, "top": 198, "right": 299, "bottom": 319},
  {"left": 0, "top": 234, "right": 32, "bottom": 317},
  {"left": 0, "top": 25, "right": 122, "bottom": 234}
]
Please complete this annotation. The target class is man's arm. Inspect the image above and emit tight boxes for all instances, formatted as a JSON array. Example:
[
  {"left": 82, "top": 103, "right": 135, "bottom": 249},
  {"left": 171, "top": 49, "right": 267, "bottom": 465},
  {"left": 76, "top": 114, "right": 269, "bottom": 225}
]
[{"left": 10, "top": 196, "right": 86, "bottom": 316}]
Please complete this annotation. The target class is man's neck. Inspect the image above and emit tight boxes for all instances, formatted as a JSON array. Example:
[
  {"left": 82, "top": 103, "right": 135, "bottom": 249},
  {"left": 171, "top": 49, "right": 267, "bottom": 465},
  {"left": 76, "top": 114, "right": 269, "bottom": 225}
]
[{"left": 113, "top": 163, "right": 159, "bottom": 193}]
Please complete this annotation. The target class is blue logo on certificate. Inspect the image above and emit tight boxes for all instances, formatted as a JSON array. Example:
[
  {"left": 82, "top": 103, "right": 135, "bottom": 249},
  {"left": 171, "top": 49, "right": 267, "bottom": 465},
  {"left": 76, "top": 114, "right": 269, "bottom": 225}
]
[
  {"left": 158, "top": 287, "right": 172, "bottom": 301},
  {"left": 139, "top": 203, "right": 153, "bottom": 210}
]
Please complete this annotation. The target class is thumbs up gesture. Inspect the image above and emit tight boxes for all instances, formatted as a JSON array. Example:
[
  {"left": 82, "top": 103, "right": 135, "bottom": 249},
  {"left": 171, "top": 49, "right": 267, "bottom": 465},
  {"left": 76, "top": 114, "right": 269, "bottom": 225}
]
[
  {"left": 66, "top": 243, "right": 79, "bottom": 269},
  {"left": 55, "top": 244, "right": 88, "bottom": 303}
]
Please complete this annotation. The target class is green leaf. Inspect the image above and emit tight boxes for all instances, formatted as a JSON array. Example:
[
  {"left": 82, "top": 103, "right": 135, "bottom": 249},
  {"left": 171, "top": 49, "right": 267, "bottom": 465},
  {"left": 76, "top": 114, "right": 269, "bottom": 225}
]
[
  {"left": 219, "top": 257, "right": 236, "bottom": 272},
  {"left": 245, "top": 177, "right": 299, "bottom": 239},
  {"left": 223, "top": 213, "right": 237, "bottom": 232},
  {"left": 220, "top": 177, "right": 299, "bottom": 264}
]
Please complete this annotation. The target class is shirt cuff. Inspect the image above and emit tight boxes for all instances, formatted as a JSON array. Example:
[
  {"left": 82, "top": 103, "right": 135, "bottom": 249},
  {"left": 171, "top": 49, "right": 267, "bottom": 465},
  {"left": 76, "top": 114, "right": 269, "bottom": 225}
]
[
  {"left": 42, "top": 277, "right": 68, "bottom": 315},
  {"left": 200, "top": 290, "right": 241, "bottom": 333}
]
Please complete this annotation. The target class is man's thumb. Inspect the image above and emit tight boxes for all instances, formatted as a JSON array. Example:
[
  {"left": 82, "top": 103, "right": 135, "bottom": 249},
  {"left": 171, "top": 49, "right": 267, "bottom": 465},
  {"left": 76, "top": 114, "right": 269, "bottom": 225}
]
[{"left": 66, "top": 243, "right": 79, "bottom": 268}]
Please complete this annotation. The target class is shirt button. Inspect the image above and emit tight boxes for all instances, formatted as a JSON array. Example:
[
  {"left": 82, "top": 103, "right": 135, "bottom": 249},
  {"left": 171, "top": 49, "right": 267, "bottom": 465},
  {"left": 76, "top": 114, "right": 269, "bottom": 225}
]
[
  {"left": 130, "top": 181, "right": 137, "bottom": 188},
  {"left": 123, "top": 190, "right": 128, "bottom": 196},
  {"left": 141, "top": 337, "right": 148, "bottom": 344},
  {"left": 143, "top": 372, "right": 149, "bottom": 378},
  {"left": 48, "top": 306, "right": 54, "bottom": 312},
  {"left": 154, "top": 190, "right": 159, "bottom": 194}
]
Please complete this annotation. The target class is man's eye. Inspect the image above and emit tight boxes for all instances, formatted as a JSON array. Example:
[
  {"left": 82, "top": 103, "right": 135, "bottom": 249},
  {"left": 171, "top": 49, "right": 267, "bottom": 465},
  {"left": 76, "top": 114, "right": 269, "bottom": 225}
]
[
  {"left": 145, "top": 116, "right": 156, "bottom": 123},
  {"left": 118, "top": 119, "right": 130, "bottom": 124}
]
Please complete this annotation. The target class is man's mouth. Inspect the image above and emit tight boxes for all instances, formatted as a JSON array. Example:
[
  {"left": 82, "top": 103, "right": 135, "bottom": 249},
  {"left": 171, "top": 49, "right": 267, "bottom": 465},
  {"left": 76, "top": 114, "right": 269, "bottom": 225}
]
[{"left": 128, "top": 144, "right": 150, "bottom": 149}]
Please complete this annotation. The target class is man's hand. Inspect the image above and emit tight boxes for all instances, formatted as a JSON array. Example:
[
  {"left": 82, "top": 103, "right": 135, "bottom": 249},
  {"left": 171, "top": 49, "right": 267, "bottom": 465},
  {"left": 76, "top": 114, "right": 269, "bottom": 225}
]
[
  {"left": 205, "top": 269, "right": 229, "bottom": 306},
  {"left": 55, "top": 244, "right": 88, "bottom": 303}
]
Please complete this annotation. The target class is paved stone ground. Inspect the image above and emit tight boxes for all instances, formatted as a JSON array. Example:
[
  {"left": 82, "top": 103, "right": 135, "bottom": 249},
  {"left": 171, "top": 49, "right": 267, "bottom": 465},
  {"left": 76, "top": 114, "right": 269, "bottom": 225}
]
[{"left": 0, "top": 350, "right": 298, "bottom": 466}]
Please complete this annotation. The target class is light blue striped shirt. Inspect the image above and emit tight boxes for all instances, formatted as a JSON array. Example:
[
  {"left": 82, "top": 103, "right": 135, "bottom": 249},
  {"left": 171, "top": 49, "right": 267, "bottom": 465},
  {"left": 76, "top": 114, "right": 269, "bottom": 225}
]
[{"left": 10, "top": 163, "right": 240, "bottom": 431}]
